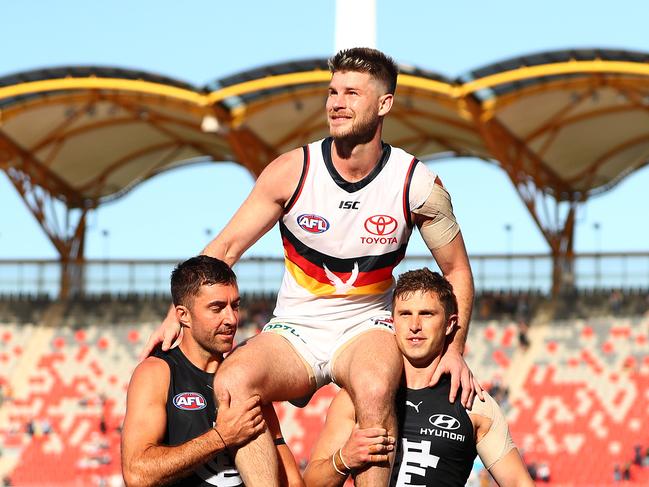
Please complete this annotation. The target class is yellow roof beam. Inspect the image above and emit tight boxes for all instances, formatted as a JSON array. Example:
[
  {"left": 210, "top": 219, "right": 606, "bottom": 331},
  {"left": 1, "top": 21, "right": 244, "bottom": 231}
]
[
  {"left": 207, "top": 71, "right": 331, "bottom": 104},
  {"left": 397, "top": 74, "right": 457, "bottom": 97},
  {"left": 460, "top": 60, "right": 649, "bottom": 97},
  {"left": 0, "top": 77, "right": 207, "bottom": 106},
  {"left": 206, "top": 70, "right": 458, "bottom": 104}
]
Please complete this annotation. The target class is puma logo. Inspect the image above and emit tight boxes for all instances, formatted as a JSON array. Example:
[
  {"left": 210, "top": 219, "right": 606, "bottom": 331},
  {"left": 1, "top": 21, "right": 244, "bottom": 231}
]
[
  {"left": 323, "top": 262, "right": 359, "bottom": 294},
  {"left": 406, "top": 400, "right": 423, "bottom": 413}
]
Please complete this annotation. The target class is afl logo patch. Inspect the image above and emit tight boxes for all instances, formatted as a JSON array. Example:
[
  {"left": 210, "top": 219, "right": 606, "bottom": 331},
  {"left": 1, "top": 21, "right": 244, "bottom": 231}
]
[
  {"left": 297, "top": 214, "right": 330, "bottom": 233},
  {"left": 429, "top": 414, "right": 461, "bottom": 430},
  {"left": 364, "top": 215, "right": 397, "bottom": 236},
  {"left": 173, "top": 392, "right": 207, "bottom": 410}
]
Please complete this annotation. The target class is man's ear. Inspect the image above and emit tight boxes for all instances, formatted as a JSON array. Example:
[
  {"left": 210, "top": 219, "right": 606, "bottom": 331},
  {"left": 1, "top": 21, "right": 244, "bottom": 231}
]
[
  {"left": 175, "top": 305, "right": 191, "bottom": 328},
  {"left": 445, "top": 314, "right": 458, "bottom": 336},
  {"left": 378, "top": 93, "right": 393, "bottom": 117}
]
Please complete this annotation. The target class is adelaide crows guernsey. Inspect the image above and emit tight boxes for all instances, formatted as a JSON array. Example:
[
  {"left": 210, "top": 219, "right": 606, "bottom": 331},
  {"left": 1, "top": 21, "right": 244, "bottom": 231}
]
[
  {"left": 153, "top": 347, "right": 243, "bottom": 487},
  {"left": 274, "top": 137, "right": 435, "bottom": 323},
  {"left": 390, "top": 376, "right": 477, "bottom": 487}
]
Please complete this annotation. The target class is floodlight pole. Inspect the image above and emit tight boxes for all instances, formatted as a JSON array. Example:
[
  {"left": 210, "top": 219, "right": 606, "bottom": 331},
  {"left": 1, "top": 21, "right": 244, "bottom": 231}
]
[{"left": 335, "top": 0, "right": 376, "bottom": 51}]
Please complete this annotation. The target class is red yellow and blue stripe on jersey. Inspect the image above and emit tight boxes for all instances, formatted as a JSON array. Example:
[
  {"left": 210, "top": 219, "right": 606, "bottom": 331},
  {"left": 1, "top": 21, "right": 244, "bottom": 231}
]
[{"left": 280, "top": 222, "right": 406, "bottom": 296}]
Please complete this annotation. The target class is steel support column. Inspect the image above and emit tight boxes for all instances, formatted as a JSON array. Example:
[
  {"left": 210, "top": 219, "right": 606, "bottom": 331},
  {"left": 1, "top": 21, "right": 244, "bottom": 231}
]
[
  {"left": 0, "top": 132, "right": 91, "bottom": 299},
  {"left": 463, "top": 96, "right": 580, "bottom": 295}
]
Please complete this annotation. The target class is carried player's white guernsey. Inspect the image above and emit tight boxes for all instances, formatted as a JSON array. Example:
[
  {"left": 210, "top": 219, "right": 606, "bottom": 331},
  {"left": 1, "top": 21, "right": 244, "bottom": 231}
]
[{"left": 274, "top": 137, "right": 435, "bottom": 323}]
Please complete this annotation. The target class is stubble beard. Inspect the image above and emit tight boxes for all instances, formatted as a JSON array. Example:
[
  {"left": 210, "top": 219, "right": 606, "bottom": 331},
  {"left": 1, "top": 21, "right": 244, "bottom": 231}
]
[
  {"left": 329, "top": 110, "right": 381, "bottom": 146},
  {"left": 194, "top": 329, "right": 232, "bottom": 358}
]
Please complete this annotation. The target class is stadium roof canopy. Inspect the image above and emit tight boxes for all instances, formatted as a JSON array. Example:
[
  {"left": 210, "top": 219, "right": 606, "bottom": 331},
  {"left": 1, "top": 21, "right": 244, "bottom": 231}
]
[{"left": 2, "top": 48, "right": 649, "bottom": 296}]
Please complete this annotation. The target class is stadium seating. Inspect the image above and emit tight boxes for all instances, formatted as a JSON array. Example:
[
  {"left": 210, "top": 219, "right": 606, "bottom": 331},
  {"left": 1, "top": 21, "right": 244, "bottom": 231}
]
[
  {"left": 503, "top": 316, "right": 649, "bottom": 485},
  {"left": 0, "top": 301, "right": 648, "bottom": 485}
]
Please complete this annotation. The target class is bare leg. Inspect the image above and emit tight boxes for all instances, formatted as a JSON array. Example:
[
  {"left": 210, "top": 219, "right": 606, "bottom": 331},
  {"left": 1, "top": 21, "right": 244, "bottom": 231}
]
[
  {"left": 333, "top": 330, "right": 402, "bottom": 487},
  {"left": 214, "top": 333, "right": 313, "bottom": 487}
]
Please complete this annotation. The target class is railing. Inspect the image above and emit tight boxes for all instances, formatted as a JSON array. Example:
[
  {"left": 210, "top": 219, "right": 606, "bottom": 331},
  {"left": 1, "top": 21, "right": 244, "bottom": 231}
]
[{"left": 0, "top": 252, "right": 648, "bottom": 296}]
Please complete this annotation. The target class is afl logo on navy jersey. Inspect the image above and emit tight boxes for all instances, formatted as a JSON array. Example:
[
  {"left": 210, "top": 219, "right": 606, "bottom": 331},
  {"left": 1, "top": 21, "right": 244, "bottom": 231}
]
[
  {"left": 173, "top": 392, "right": 207, "bottom": 411},
  {"left": 297, "top": 214, "right": 330, "bottom": 233},
  {"left": 364, "top": 215, "right": 397, "bottom": 236},
  {"left": 429, "top": 414, "right": 461, "bottom": 430}
]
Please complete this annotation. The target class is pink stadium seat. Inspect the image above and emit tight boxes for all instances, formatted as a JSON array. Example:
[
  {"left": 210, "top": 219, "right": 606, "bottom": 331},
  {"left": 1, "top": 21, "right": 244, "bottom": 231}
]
[
  {"left": 127, "top": 329, "right": 140, "bottom": 343},
  {"left": 2, "top": 331, "right": 12, "bottom": 343}
]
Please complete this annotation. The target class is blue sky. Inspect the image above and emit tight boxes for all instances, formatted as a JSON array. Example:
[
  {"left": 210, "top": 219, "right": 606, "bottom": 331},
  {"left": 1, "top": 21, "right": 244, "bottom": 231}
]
[{"left": 1, "top": 0, "right": 648, "bottom": 260}]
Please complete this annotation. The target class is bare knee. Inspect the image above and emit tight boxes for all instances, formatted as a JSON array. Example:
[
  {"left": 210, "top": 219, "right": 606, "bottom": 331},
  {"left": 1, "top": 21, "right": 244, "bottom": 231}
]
[
  {"left": 214, "top": 360, "right": 260, "bottom": 404},
  {"left": 357, "top": 376, "right": 396, "bottom": 403},
  {"left": 350, "top": 375, "right": 398, "bottom": 424}
]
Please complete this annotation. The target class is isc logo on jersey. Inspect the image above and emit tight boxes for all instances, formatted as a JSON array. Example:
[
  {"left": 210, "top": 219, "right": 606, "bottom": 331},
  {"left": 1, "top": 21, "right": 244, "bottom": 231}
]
[
  {"left": 173, "top": 392, "right": 207, "bottom": 411},
  {"left": 297, "top": 214, "right": 330, "bottom": 234}
]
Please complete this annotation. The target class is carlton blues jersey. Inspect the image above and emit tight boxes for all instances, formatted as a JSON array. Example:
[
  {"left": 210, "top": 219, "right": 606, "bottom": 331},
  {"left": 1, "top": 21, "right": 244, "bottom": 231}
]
[
  {"left": 153, "top": 347, "right": 243, "bottom": 487},
  {"left": 390, "top": 376, "right": 477, "bottom": 487},
  {"left": 275, "top": 137, "right": 435, "bottom": 323}
]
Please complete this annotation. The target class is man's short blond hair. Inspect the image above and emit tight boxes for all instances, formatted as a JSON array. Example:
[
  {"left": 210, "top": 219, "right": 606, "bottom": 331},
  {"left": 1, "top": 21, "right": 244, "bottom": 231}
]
[{"left": 328, "top": 47, "right": 399, "bottom": 94}]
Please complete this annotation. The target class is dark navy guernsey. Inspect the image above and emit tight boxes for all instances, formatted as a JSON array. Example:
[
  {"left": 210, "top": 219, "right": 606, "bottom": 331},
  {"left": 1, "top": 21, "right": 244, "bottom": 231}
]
[
  {"left": 390, "top": 375, "right": 477, "bottom": 487},
  {"left": 153, "top": 347, "right": 243, "bottom": 487}
]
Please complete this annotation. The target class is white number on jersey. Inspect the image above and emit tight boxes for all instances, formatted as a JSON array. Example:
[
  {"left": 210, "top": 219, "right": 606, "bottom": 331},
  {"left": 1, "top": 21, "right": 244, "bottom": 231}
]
[
  {"left": 395, "top": 438, "right": 440, "bottom": 487},
  {"left": 195, "top": 453, "right": 242, "bottom": 487}
]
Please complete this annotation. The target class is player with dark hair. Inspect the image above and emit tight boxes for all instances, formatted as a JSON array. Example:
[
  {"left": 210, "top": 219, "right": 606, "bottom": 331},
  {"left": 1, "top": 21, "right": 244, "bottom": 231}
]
[
  {"left": 122, "top": 256, "right": 303, "bottom": 486},
  {"left": 304, "top": 269, "right": 534, "bottom": 487},
  {"left": 144, "top": 47, "right": 478, "bottom": 486}
]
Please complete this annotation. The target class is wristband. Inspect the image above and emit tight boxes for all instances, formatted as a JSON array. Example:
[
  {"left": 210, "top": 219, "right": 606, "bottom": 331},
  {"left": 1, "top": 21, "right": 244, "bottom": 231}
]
[
  {"left": 332, "top": 453, "right": 348, "bottom": 476},
  {"left": 214, "top": 428, "right": 228, "bottom": 450},
  {"left": 338, "top": 448, "right": 352, "bottom": 471}
]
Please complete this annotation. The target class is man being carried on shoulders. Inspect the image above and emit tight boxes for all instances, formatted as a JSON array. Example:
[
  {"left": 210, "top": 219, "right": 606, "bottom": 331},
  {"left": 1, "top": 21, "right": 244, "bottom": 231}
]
[{"left": 144, "top": 48, "right": 479, "bottom": 486}]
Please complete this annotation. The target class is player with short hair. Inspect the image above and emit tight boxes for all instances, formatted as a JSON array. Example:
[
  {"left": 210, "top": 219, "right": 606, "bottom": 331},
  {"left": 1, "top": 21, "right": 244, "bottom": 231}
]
[
  {"left": 122, "top": 256, "right": 303, "bottom": 487},
  {"left": 303, "top": 268, "right": 534, "bottom": 487},
  {"left": 144, "top": 47, "right": 479, "bottom": 486}
]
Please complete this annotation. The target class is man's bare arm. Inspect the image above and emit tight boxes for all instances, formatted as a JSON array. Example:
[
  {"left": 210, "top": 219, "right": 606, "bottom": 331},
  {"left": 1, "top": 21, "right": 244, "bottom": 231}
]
[
  {"left": 429, "top": 229, "right": 474, "bottom": 353},
  {"left": 414, "top": 179, "right": 480, "bottom": 407},
  {"left": 471, "top": 392, "right": 535, "bottom": 487},
  {"left": 203, "top": 148, "right": 304, "bottom": 265},
  {"left": 303, "top": 390, "right": 394, "bottom": 487},
  {"left": 140, "top": 148, "right": 304, "bottom": 357},
  {"left": 121, "top": 358, "right": 264, "bottom": 487},
  {"left": 488, "top": 449, "right": 536, "bottom": 487}
]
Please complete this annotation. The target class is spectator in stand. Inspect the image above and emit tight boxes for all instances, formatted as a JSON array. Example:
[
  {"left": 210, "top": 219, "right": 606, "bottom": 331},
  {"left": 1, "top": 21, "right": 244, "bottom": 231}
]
[
  {"left": 622, "top": 462, "right": 631, "bottom": 480},
  {"left": 613, "top": 464, "right": 621, "bottom": 482},
  {"left": 537, "top": 462, "right": 550, "bottom": 482},
  {"left": 488, "top": 375, "right": 511, "bottom": 413},
  {"left": 609, "top": 290, "right": 623, "bottom": 314},
  {"left": 643, "top": 447, "right": 649, "bottom": 467},
  {"left": 633, "top": 444, "right": 642, "bottom": 466},
  {"left": 515, "top": 293, "right": 530, "bottom": 322},
  {"left": 40, "top": 418, "right": 52, "bottom": 435},
  {"left": 518, "top": 320, "right": 530, "bottom": 351}
]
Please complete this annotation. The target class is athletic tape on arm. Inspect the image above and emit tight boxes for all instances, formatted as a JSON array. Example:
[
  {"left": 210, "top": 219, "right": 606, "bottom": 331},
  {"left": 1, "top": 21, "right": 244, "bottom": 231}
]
[
  {"left": 470, "top": 392, "right": 516, "bottom": 469},
  {"left": 413, "top": 183, "right": 460, "bottom": 250}
]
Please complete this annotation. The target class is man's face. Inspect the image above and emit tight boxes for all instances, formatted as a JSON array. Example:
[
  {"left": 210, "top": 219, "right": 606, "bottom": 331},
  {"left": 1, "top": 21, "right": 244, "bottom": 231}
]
[
  {"left": 393, "top": 290, "right": 456, "bottom": 367},
  {"left": 326, "top": 70, "right": 390, "bottom": 141},
  {"left": 182, "top": 283, "right": 240, "bottom": 357}
]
